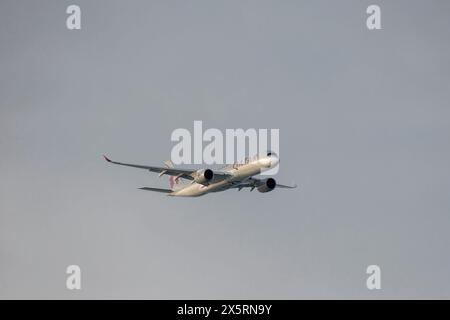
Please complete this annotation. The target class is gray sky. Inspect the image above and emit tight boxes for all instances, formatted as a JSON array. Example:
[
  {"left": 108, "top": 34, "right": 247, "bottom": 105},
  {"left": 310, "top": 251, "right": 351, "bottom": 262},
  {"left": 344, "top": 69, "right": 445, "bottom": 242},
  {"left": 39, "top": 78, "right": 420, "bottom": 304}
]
[{"left": 1, "top": 0, "right": 450, "bottom": 299}]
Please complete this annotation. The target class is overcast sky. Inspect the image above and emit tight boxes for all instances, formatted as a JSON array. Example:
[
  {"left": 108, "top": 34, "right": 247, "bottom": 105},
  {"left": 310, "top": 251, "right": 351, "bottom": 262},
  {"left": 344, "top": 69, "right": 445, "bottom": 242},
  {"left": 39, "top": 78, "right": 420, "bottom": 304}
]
[{"left": 1, "top": 0, "right": 450, "bottom": 299}]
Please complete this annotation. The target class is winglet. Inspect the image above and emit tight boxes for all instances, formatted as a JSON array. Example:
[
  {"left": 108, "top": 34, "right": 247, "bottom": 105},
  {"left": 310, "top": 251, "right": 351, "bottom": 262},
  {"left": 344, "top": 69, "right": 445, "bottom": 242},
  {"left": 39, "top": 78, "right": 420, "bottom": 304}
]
[{"left": 103, "top": 155, "right": 112, "bottom": 162}]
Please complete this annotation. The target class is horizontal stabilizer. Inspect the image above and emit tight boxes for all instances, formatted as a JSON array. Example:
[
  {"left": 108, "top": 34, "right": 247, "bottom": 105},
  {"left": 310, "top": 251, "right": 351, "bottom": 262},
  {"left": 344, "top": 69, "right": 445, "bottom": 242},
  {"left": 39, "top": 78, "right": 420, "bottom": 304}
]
[{"left": 139, "top": 187, "right": 172, "bottom": 193}]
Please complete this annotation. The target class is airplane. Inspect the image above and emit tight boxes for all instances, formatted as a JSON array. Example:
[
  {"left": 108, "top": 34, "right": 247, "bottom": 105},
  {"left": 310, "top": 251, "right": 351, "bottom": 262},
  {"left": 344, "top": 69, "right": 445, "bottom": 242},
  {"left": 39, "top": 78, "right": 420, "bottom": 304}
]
[{"left": 103, "top": 152, "right": 297, "bottom": 197}]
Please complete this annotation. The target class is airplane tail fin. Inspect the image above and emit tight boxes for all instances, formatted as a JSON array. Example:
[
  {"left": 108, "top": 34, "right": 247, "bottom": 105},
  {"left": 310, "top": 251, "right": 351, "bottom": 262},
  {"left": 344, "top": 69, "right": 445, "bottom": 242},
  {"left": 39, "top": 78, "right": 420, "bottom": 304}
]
[
  {"left": 169, "top": 175, "right": 180, "bottom": 190},
  {"left": 164, "top": 160, "right": 180, "bottom": 190}
]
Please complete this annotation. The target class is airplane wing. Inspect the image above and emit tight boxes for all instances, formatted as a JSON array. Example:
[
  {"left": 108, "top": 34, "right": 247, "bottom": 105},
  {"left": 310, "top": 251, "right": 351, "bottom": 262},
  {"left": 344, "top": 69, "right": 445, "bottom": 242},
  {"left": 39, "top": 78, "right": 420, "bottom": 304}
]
[
  {"left": 233, "top": 177, "right": 298, "bottom": 190},
  {"left": 104, "top": 155, "right": 196, "bottom": 180},
  {"left": 275, "top": 183, "right": 298, "bottom": 189},
  {"left": 103, "top": 155, "right": 232, "bottom": 181}
]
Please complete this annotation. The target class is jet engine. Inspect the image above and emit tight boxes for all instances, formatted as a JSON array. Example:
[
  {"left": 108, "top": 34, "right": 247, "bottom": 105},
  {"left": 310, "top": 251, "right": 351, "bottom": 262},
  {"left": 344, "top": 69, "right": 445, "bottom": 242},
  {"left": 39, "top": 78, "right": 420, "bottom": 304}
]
[
  {"left": 257, "top": 178, "right": 276, "bottom": 193},
  {"left": 193, "top": 169, "right": 214, "bottom": 185}
]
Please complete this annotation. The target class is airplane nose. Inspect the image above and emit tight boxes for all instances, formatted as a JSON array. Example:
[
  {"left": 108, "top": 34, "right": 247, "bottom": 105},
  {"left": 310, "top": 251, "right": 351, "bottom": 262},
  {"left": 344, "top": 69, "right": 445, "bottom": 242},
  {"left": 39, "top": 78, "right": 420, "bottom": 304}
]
[{"left": 270, "top": 155, "right": 279, "bottom": 167}]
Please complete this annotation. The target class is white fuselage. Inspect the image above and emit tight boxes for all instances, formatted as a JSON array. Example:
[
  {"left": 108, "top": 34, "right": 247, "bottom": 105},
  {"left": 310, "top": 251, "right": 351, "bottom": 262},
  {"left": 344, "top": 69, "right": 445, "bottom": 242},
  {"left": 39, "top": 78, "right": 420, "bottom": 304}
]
[{"left": 170, "top": 156, "right": 276, "bottom": 197}]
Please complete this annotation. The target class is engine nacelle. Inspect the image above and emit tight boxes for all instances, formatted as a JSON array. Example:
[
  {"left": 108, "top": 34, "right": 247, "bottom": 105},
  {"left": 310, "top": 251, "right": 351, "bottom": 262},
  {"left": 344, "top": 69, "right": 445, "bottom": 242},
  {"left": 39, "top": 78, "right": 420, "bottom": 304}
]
[
  {"left": 257, "top": 178, "right": 276, "bottom": 193},
  {"left": 193, "top": 169, "right": 214, "bottom": 185}
]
